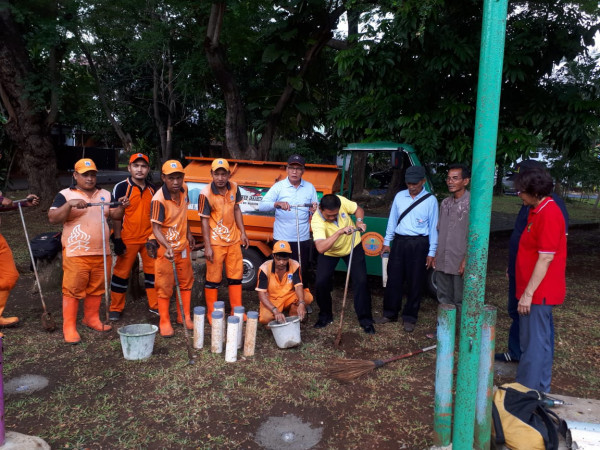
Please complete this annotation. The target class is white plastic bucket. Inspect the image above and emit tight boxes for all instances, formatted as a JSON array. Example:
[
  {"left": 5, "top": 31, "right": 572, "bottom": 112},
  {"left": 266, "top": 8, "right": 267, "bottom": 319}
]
[
  {"left": 268, "top": 316, "right": 301, "bottom": 349},
  {"left": 117, "top": 324, "right": 158, "bottom": 361}
]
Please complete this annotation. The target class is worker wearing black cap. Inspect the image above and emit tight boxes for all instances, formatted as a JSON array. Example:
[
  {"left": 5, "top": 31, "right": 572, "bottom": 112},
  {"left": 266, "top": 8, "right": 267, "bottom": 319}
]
[
  {"left": 258, "top": 154, "right": 318, "bottom": 288},
  {"left": 375, "top": 166, "right": 438, "bottom": 332}
]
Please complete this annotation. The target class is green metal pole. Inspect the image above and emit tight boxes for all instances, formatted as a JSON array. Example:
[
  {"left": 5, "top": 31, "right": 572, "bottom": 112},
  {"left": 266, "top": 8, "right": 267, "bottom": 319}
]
[
  {"left": 433, "top": 304, "right": 457, "bottom": 446},
  {"left": 452, "top": 0, "right": 509, "bottom": 448},
  {"left": 474, "top": 305, "right": 497, "bottom": 449}
]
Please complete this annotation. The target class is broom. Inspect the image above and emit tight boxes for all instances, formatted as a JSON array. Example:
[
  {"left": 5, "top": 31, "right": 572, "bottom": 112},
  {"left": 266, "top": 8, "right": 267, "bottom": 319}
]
[{"left": 327, "top": 344, "right": 437, "bottom": 382}]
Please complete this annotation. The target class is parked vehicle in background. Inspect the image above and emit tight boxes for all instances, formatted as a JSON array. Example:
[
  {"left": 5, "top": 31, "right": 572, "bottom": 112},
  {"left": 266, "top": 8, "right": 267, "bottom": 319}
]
[
  {"left": 184, "top": 157, "right": 340, "bottom": 289},
  {"left": 183, "top": 144, "right": 437, "bottom": 297}
]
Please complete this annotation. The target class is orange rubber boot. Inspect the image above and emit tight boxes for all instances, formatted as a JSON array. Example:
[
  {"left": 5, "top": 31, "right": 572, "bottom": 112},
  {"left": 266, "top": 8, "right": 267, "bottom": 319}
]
[
  {"left": 0, "top": 290, "right": 19, "bottom": 327},
  {"left": 62, "top": 296, "right": 81, "bottom": 344},
  {"left": 109, "top": 291, "right": 126, "bottom": 314},
  {"left": 179, "top": 290, "right": 193, "bottom": 330},
  {"left": 158, "top": 297, "right": 174, "bottom": 337},
  {"left": 82, "top": 295, "right": 112, "bottom": 332},
  {"left": 146, "top": 287, "right": 158, "bottom": 311},
  {"left": 205, "top": 288, "right": 218, "bottom": 324},
  {"left": 228, "top": 284, "right": 246, "bottom": 320}
]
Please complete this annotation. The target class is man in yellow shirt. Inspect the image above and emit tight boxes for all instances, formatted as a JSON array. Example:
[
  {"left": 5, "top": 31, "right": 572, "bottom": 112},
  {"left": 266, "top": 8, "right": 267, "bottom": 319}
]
[{"left": 311, "top": 194, "right": 374, "bottom": 334}]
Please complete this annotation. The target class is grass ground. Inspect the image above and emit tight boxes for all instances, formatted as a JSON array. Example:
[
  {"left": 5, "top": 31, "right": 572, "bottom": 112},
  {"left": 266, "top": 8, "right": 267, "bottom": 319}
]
[{"left": 0, "top": 190, "right": 598, "bottom": 448}]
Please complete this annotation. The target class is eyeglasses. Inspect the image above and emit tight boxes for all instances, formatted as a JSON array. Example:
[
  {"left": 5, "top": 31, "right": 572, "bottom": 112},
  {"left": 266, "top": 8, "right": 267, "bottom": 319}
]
[{"left": 287, "top": 166, "right": 304, "bottom": 172}]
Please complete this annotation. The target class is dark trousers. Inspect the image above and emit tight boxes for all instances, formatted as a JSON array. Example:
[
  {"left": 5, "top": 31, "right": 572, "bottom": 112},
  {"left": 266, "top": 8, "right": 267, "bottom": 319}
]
[
  {"left": 382, "top": 234, "right": 429, "bottom": 324},
  {"left": 507, "top": 272, "right": 522, "bottom": 360},
  {"left": 289, "top": 239, "right": 313, "bottom": 289},
  {"left": 314, "top": 244, "right": 373, "bottom": 327}
]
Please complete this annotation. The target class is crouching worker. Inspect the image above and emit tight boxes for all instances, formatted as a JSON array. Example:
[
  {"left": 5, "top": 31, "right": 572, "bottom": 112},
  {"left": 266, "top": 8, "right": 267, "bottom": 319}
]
[
  {"left": 256, "top": 241, "right": 313, "bottom": 325},
  {"left": 150, "top": 160, "right": 195, "bottom": 338},
  {"left": 48, "top": 158, "right": 128, "bottom": 344}
]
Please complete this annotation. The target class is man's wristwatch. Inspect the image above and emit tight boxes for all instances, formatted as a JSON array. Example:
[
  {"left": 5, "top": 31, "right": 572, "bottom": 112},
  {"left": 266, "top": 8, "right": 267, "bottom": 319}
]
[{"left": 272, "top": 307, "right": 278, "bottom": 313}]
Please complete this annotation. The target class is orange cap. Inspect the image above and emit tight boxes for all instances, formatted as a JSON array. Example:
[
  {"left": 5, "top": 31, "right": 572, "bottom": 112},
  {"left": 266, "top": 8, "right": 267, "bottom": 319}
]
[
  {"left": 74, "top": 158, "right": 98, "bottom": 173},
  {"left": 273, "top": 240, "right": 292, "bottom": 254},
  {"left": 211, "top": 158, "right": 230, "bottom": 172},
  {"left": 161, "top": 160, "right": 184, "bottom": 175},
  {"left": 129, "top": 153, "right": 149, "bottom": 164}
]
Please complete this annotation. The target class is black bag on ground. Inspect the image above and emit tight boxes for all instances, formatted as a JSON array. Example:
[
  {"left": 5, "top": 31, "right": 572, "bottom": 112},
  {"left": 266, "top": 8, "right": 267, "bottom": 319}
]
[
  {"left": 492, "top": 382, "right": 566, "bottom": 450},
  {"left": 29, "top": 232, "right": 62, "bottom": 266}
]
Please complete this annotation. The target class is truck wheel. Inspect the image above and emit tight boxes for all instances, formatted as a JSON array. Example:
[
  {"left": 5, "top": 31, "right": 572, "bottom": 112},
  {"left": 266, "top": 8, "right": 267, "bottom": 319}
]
[
  {"left": 242, "top": 248, "right": 265, "bottom": 290},
  {"left": 426, "top": 268, "right": 438, "bottom": 300}
]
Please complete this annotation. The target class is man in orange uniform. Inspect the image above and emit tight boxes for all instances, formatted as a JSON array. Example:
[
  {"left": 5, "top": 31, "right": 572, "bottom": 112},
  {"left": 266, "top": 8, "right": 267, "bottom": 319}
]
[
  {"left": 256, "top": 241, "right": 313, "bottom": 325},
  {"left": 49, "top": 158, "right": 128, "bottom": 344},
  {"left": 0, "top": 182, "right": 40, "bottom": 327},
  {"left": 109, "top": 153, "right": 158, "bottom": 320},
  {"left": 198, "top": 158, "right": 249, "bottom": 323},
  {"left": 151, "top": 160, "right": 195, "bottom": 337}
]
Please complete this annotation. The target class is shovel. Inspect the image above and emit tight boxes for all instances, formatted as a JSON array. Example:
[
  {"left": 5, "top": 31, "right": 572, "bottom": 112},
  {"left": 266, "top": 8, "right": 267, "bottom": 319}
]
[{"left": 17, "top": 202, "right": 56, "bottom": 332}]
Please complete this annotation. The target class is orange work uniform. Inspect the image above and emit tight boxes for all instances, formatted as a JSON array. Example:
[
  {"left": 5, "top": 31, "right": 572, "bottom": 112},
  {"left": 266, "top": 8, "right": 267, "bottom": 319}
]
[
  {"left": 50, "top": 186, "right": 116, "bottom": 342},
  {"left": 256, "top": 259, "right": 313, "bottom": 325},
  {"left": 52, "top": 187, "right": 114, "bottom": 297},
  {"left": 198, "top": 181, "right": 244, "bottom": 322},
  {"left": 150, "top": 183, "right": 193, "bottom": 336},
  {"left": 110, "top": 177, "right": 157, "bottom": 313}
]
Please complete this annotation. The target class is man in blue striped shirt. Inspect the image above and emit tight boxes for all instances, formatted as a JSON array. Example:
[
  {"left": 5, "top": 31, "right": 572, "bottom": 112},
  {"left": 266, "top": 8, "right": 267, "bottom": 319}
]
[
  {"left": 375, "top": 166, "right": 439, "bottom": 332},
  {"left": 258, "top": 155, "right": 318, "bottom": 286}
]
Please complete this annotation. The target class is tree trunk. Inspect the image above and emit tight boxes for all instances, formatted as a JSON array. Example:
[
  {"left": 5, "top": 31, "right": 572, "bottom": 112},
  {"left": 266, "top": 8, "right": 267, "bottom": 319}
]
[
  {"left": 351, "top": 151, "right": 367, "bottom": 199},
  {"left": 78, "top": 41, "right": 133, "bottom": 154},
  {"left": 0, "top": 3, "right": 59, "bottom": 209},
  {"left": 255, "top": 27, "right": 335, "bottom": 160},
  {"left": 153, "top": 65, "right": 168, "bottom": 161},
  {"left": 494, "top": 164, "right": 505, "bottom": 195},
  {"left": 384, "top": 168, "right": 404, "bottom": 205},
  {"left": 205, "top": 3, "right": 251, "bottom": 160}
]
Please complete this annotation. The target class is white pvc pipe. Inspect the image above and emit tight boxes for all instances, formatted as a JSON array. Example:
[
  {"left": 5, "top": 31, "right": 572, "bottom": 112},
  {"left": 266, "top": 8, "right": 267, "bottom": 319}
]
[
  {"left": 381, "top": 252, "right": 389, "bottom": 288},
  {"left": 214, "top": 300, "right": 226, "bottom": 343},
  {"left": 243, "top": 311, "right": 258, "bottom": 357},
  {"left": 211, "top": 311, "right": 224, "bottom": 353},
  {"left": 233, "top": 306, "right": 245, "bottom": 349},
  {"left": 225, "top": 316, "right": 240, "bottom": 363},
  {"left": 193, "top": 306, "right": 205, "bottom": 349}
]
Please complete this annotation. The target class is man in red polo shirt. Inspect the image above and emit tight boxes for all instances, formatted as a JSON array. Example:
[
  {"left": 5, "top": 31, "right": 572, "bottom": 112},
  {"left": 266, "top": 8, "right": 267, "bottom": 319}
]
[
  {"left": 109, "top": 153, "right": 157, "bottom": 320},
  {"left": 514, "top": 168, "right": 567, "bottom": 392}
]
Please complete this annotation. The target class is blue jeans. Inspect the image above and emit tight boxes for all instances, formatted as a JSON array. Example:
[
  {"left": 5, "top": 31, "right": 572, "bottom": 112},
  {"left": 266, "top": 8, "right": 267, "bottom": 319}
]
[{"left": 516, "top": 303, "right": 554, "bottom": 393}]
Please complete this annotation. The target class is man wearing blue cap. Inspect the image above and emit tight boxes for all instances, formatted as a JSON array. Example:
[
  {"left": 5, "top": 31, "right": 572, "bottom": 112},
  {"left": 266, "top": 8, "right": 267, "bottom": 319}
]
[{"left": 375, "top": 166, "right": 438, "bottom": 332}]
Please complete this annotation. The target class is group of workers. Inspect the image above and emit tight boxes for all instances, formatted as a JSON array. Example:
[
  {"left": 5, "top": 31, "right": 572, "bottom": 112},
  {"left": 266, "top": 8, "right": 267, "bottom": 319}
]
[{"left": 0, "top": 150, "right": 566, "bottom": 393}]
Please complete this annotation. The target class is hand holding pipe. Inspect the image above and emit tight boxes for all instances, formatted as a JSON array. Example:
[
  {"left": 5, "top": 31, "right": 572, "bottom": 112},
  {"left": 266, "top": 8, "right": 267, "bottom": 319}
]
[
  {"left": 12, "top": 196, "right": 39, "bottom": 205},
  {"left": 275, "top": 203, "right": 313, "bottom": 209}
]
